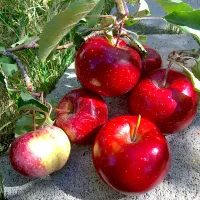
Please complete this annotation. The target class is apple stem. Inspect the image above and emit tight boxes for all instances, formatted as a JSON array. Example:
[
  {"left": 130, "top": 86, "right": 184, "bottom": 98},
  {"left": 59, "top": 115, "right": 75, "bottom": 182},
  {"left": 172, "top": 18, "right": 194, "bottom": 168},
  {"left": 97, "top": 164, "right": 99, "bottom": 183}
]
[
  {"left": 115, "top": 21, "right": 124, "bottom": 47},
  {"left": 131, "top": 115, "right": 141, "bottom": 142},
  {"left": 32, "top": 110, "right": 36, "bottom": 131},
  {"left": 163, "top": 62, "right": 172, "bottom": 88}
]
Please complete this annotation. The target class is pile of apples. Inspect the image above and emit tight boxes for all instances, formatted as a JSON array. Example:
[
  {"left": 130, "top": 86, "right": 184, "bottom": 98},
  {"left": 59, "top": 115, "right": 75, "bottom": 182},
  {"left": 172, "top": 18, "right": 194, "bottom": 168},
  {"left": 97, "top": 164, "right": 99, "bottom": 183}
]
[{"left": 9, "top": 35, "right": 198, "bottom": 195}]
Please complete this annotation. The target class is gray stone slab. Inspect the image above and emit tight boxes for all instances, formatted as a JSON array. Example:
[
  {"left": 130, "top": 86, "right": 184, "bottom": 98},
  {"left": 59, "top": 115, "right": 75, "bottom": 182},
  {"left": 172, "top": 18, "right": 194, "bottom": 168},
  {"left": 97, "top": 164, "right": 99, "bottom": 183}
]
[{"left": 1, "top": 34, "right": 200, "bottom": 200}]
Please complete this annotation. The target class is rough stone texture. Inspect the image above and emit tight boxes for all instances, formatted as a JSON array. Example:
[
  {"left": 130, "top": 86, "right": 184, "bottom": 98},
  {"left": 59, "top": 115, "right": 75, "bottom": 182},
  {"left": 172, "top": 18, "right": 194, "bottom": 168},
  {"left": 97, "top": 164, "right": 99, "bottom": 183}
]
[{"left": 1, "top": 34, "right": 200, "bottom": 200}]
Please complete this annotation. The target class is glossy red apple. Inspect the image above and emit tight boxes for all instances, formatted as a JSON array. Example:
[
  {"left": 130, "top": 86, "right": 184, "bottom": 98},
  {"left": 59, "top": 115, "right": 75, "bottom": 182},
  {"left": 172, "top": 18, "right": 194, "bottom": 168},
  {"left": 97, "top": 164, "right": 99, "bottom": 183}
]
[
  {"left": 141, "top": 45, "right": 162, "bottom": 75},
  {"left": 9, "top": 126, "right": 71, "bottom": 178},
  {"left": 129, "top": 69, "right": 199, "bottom": 134},
  {"left": 92, "top": 115, "right": 170, "bottom": 194},
  {"left": 55, "top": 88, "right": 108, "bottom": 144},
  {"left": 75, "top": 36, "right": 142, "bottom": 97}
]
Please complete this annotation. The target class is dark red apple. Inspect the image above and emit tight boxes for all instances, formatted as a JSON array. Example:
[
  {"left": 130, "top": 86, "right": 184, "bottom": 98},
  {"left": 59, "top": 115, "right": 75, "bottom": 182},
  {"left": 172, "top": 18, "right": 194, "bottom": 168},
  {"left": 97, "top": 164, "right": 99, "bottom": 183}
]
[
  {"left": 142, "top": 45, "right": 162, "bottom": 75},
  {"left": 129, "top": 69, "right": 199, "bottom": 134},
  {"left": 75, "top": 36, "right": 142, "bottom": 97},
  {"left": 55, "top": 88, "right": 108, "bottom": 144},
  {"left": 9, "top": 126, "right": 71, "bottom": 178},
  {"left": 92, "top": 115, "right": 170, "bottom": 194}
]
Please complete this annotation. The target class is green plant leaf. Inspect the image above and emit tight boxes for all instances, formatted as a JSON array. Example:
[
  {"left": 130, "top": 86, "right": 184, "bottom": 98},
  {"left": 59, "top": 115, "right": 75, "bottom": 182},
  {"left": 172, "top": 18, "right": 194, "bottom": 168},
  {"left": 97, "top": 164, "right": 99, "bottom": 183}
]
[
  {"left": 164, "top": 10, "right": 200, "bottom": 30},
  {"left": 138, "top": 35, "right": 147, "bottom": 42},
  {"left": 179, "top": 26, "right": 200, "bottom": 43},
  {"left": 18, "top": 92, "right": 49, "bottom": 113},
  {"left": 1, "top": 63, "right": 18, "bottom": 77},
  {"left": 87, "top": 0, "right": 105, "bottom": 28},
  {"left": 154, "top": 0, "right": 194, "bottom": 14},
  {"left": 15, "top": 113, "right": 54, "bottom": 137},
  {"left": 39, "top": 0, "right": 100, "bottom": 62},
  {"left": 128, "top": 38, "right": 147, "bottom": 58},
  {"left": 0, "top": 45, "right": 5, "bottom": 51},
  {"left": 124, "top": 18, "right": 138, "bottom": 26},
  {"left": 134, "top": 0, "right": 151, "bottom": 17},
  {"left": 127, "top": 0, "right": 137, "bottom": 6},
  {"left": 11, "top": 35, "right": 31, "bottom": 48}
]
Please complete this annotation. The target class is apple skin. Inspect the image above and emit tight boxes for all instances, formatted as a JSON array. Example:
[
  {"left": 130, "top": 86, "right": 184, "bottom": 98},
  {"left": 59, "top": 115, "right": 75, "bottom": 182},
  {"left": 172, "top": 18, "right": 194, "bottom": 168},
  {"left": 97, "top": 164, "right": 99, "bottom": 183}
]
[
  {"left": 55, "top": 88, "right": 108, "bottom": 144},
  {"left": 75, "top": 36, "right": 142, "bottom": 97},
  {"left": 9, "top": 126, "right": 71, "bottom": 178},
  {"left": 92, "top": 115, "right": 170, "bottom": 195},
  {"left": 129, "top": 69, "right": 199, "bottom": 134},
  {"left": 141, "top": 45, "right": 162, "bottom": 75}
]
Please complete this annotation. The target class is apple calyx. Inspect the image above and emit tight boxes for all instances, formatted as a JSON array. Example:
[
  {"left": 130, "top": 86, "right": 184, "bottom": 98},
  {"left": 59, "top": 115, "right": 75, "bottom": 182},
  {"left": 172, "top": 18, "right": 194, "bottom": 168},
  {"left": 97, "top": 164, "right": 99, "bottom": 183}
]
[{"left": 130, "top": 115, "right": 141, "bottom": 142}]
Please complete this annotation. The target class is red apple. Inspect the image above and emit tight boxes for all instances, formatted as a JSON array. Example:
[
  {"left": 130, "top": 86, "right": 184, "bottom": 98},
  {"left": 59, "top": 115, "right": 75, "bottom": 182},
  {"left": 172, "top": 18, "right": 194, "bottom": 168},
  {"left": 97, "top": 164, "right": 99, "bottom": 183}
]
[
  {"left": 75, "top": 36, "right": 142, "bottom": 97},
  {"left": 141, "top": 45, "right": 162, "bottom": 75},
  {"left": 55, "top": 88, "right": 108, "bottom": 144},
  {"left": 9, "top": 126, "right": 71, "bottom": 178},
  {"left": 129, "top": 69, "right": 199, "bottom": 134},
  {"left": 92, "top": 115, "right": 170, "bottom": 194}
]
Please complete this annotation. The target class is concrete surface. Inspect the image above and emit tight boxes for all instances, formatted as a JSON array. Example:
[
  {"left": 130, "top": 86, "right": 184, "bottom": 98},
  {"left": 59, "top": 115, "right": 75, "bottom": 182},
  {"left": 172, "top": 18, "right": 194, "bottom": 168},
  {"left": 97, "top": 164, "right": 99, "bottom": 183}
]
[{"left": 1, "top": 34, "right": 200, "bottom": 200}]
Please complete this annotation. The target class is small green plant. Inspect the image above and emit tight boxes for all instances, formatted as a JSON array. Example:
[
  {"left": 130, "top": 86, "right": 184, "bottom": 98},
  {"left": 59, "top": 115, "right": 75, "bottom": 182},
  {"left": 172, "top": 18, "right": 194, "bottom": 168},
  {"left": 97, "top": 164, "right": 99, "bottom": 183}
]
[{"left": 0, "top": 172, "right": 7, "bottom": 200}]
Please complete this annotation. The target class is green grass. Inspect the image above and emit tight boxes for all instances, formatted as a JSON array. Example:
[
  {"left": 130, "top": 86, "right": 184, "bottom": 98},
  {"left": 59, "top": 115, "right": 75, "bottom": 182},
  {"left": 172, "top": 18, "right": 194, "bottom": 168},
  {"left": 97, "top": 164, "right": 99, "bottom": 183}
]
[{"left": 0, "top": 0, "right": 75, "bottom": 95}]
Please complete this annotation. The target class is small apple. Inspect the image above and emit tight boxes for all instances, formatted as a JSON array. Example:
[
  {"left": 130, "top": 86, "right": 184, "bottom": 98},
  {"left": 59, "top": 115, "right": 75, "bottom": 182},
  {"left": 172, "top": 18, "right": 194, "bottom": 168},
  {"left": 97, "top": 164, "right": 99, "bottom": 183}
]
[
  {"left": 92, "top": 115, "right": 170, "bottom": 194},
  {"left": 9, "top": 126, "right": 71, "bottom": 178},
  {"left": 129, "top": 69, "right": 199, "bottom": 134},
  {"left": 141, "top": 45, "right": 162, "bottom": 75},
  {"left": 75, "top": 36, "right": 142, "bottom": 97},
  {"left": 55, "top": 88, "right": 108, "bottom": 144}
]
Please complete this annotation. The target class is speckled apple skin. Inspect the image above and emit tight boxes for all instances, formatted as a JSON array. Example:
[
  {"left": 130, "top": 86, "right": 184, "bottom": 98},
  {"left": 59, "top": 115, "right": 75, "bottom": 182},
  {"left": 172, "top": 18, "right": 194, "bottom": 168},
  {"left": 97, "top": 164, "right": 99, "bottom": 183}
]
[
  {"left": 9, "top": 126, "right": 71, "bottom": 178},
  {"left": 75, "top": 36, "right": 142, "bottom": 97},
  {"left": 55, "top": 88, "right": 108, "bottom": 144}
]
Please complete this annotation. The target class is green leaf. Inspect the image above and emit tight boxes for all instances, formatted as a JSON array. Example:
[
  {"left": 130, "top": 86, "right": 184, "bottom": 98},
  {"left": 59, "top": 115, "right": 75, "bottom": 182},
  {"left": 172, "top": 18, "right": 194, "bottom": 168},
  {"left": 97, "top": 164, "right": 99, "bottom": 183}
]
[
  {"left": 191, "top": 58, "right": 200, "bottom": 80},
  {"left": 124, "top": 19, "right": 138, "bottom": 26},
  {"left": 100, "top": 17, "right": 116, "bottom": 28},
  {"left": 15, "top": 113, "right": 54, "bottom": 137},
  {"left": 127, "top": 0, "right": 137, "bottom": 6},
  {"left": 39, "top": 0, "right": 100, "bottom": 62},
  {"left": 88, "top": 0, "right": 105, "bottom": 28},
  {"left": 154, "top": 0, "right": 194, "bottom": 14},
  {"left": 170, "top": 60, "right": 200, "bottom": 92},
  {"left": 138, "top": 35, "right": 147, "bottom": 42},
  {"left": 0, "top": 56, "right": 13, "bottom": 64},
  {"left": 179, "top": 26, "right": 200, "bottom": 43},
  {"left": 164, "top": 10, "right": 200, "bottom": 30},
  {"left": 1, "top": 63, "right": 18, "bottom": 77},
  {"left": 128, "top": 38, "right": 147, "bottom": 59},
  {"left": 11, "top": 35, "right": 31, "bottom": 48},
  {"left": 0, "top": 45, "right": 5, "bottom": 51},
  {"left": 134, "top": 0, "right": 151, "bottom": 17},
  {"left": 18, "top": 92, "right": 49, "bottom": 113}
]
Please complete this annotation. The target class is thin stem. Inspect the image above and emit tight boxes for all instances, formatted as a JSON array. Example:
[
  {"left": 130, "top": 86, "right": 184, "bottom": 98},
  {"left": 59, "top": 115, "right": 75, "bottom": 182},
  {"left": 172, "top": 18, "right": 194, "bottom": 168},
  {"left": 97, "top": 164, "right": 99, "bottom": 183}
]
[
  {"left": 128, "top": 16, "right": 164, "bottom": 21},
  {"left": 32, "top": 111, "right": 36, "bottom": 131},
  {"left": 132, "top": 115, "right": 141, "bottom": 142},
  {"left": 86, "top": 15, "right": 114, "bottom": 18},
  {"left": 122, "top": 28, "right": 139, "bottom": 39},
  {"left": 40, "top": 112, "right": 48, "bottom": 128},
  {"left": 115, "top": 21, "right": 124, "bottom": 47},
  {"left": 0, "top": 51, "right": 33, "bottom": 91},
  {"left": 163, "top": 62, "right": 172, "bottom": 88}
]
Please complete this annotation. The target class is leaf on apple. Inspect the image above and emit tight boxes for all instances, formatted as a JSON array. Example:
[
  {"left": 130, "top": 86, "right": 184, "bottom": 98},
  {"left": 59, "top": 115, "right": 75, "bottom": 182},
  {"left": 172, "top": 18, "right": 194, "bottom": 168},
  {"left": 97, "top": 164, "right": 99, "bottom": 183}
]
[
  {"left": 14, "top": 113, "right": 54, "bottom": 138},
  {"left": 87, "top": 0, "right": 105, "bottom": 28},
  {"left": 154, "top": 0, "right": 194, "bottom": 14},
  {"left": 39, "top": 0, "right": 101, "bottom": 62},
  {"left": 18, "top": 92, "right": 49, "bottom": 113},
  {"left": 128, "top": 38, "right": 147, "bottom": 58}
]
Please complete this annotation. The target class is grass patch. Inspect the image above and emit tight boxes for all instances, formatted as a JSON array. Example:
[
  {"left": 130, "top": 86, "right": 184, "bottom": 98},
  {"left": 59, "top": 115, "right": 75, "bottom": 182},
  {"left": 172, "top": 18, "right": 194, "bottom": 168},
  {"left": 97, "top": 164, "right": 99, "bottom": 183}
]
[{"left": 0, "top": 0, "right": 75, "bottom": 95}]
